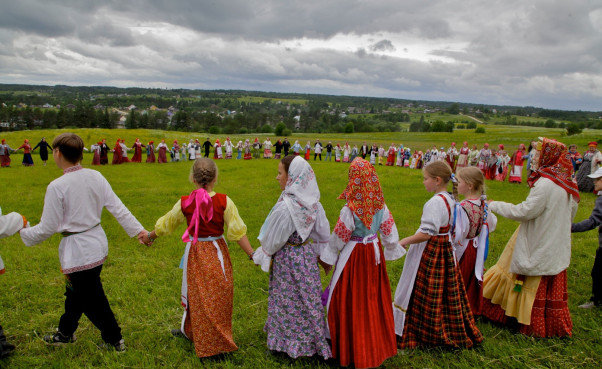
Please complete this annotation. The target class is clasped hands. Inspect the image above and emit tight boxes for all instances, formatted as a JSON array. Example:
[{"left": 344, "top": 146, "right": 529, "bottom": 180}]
[{"left": 137, "top": 230, "right": 153, "bottom": 246}]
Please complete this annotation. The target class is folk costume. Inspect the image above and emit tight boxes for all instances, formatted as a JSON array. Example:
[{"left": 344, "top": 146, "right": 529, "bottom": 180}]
[
  {"left": 224, "top": 138, "right": 233, "bottom": 159},
  {"left": 213, "top": 139, "right": 222, "bottom": 159},
  {"left": 157, "top": 141, "right": 168, "bottom": 163},
  {"left": 253, "top": 157, "right": 331, "bottom": 359},
  {"left": 262, "top": 138, "right": 272, "bottom": 159},
  {"left": 314, "top": 141, "right": 323, "bottom": 161},
  {"left": 369, "top": 146, "right": 377, "bottom": 165},
  {"left": 146, "top": 141, "right": 156, "bottom": 163},
  {"left": 477, "top": 144, "right": 491, "bottom": 176},
  {"left": 453, "top": 199, "right": 497, "bottom": 315},
  {"left": 396, "top": 145, "right": 404, "bottom": 167},
  {"left": 243, "top": 139, "right": 252, "bottom": 160},
  {"left": 120, "top": 140, "right": 130, "bottom": 163},
  {"left": 482, "top": 138, "right": 579, "bottom": 337},
  {"left": 404, "top": 148, "right": 411, "bottom": 167},
  {"left": 393, "top": 191, "right": 483, "bottom": 349},
  {"left": 99, "top": 140, "right": 110, "bottom": 165},
  {"left": 0, "top": 140, "right": 14, "bottom": 167},
  {"left": 467, "top": 146, "right": 479, "bottom": 167},
  {"left": 304, "top": 142, "right": 311, "bottom": 160},
  {"left": 457, "top": 142, "right": 470, "bottom": 169},
  {"left": 378, "top": 146, "right": 385, "bottom": 166},
  {"left": 274, "top": 140, "right": 283, "bottom": 160},
  {"left": 252, "top": 138, "right": 261, "bottom": 159},
  {"left": 32, "top": 138, "right": 52, "bottom": 163},
  {"left": 335, "top": 144, "right": 342, "bottom": 162},
  {"left": 188, "top": 140, "right": 196, "bottom": 160},
  {"left": 387, "top": 144, "right": 396, "bottom": 166},
  {"left": 236, "top": 141, "right": 243, "bottom": 160},
  {"left": 321, "top": 158, "right": 404, "bottom": 369},
  {"left": 131, "top": 139, "right": 145, "bottom": 163},
  {"left": 508, "top": 144, "right": 526, "bottom": 183},
  {"left": 91, "top": 143, "right": 101, "bottom": 165},
  {"left": 291, "top": 140, "right": 302, "bottom": 156},
  {"left": 446, "top": 143, "right": 458, "bottom": 172},
  {"left": 20, "top": 165, "right": 145, "bottom": 348},
  {"left": 495, "top": 150, "right": 511, "bottom": 182},
  {"left": 350, "top": 145, "right": 358, "bottom": 162},
  {"left": 111, "top": 140, "right": 122, "bottom": 165},
  {"left": 154, "top": 187, "right": 248, "bottom": 358},
  {"left": 343, "top": 143, "right": 351, "bottom": 163},
  {"left": 577, "top": 142, "right": 602, "bottom": 192},
  {"left": 17, "top": 140, "right": 34, "bottom": 166}
]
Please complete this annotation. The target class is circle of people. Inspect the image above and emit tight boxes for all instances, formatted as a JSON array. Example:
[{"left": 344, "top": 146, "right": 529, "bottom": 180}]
[{"left": 2, "top": 132, "right": 595, "bottom": 368}]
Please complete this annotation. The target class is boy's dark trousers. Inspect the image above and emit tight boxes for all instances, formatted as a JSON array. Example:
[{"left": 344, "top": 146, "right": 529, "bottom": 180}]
[
  {"left": 58, "top": 265, "right": 122, "bottom": 344},
  {"left": 591, "top": 246, "right": 602, "bottom": 305}
]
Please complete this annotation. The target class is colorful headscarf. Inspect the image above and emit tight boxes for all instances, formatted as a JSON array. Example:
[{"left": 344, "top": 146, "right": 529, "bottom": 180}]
[
  {"left": 277, "top": 156, "right": 320, "bottom": 240},
  {"left": 527, "top": 138, "right": 579, "bottom": 202},
  {"left": 181, "top": 188, "right": 214, "bottom": 245},
  {"left": 338, "top": 157, "right": 385, "bottom": 228}
]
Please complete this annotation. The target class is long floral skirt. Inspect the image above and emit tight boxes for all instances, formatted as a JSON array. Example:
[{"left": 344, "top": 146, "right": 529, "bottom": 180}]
[
  {"left": 182, "top": 239, "right": 238, "bottom": 357},
  {"left": 265, "top": 241, "right": 331, "bottom": 359},
  {"left": 400, "top": 235, "right": 482, "bottom": 349}
]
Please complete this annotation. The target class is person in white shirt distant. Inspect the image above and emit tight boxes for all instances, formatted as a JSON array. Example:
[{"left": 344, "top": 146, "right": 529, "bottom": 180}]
[{"left": 19, "top": 133, "right": 150, "bottom": 352}]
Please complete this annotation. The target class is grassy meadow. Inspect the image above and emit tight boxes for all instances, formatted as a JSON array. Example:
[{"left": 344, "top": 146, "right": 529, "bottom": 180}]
[{"left": 0, "top": 128, "right": 601, "bottom": 368}]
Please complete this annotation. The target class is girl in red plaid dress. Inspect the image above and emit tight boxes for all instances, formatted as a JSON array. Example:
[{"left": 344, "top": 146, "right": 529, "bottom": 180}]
[{"left": 393, "top": 161, "right": 483, "bottom": 349}]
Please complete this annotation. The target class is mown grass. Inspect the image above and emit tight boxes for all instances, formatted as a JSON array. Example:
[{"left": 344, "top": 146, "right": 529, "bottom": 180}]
[{"left": 0, "top": 129, "right": 601, "bottom": 368}]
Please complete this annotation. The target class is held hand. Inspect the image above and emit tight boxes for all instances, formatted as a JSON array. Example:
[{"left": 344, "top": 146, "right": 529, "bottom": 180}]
[
  {"left": 137, "top": 230, "right": 152, "bottom": 246},
  {"left": 398, "top": 239, "right": 410, "bottom": 250},
  {"left": 318, "top": 258, "right": 332, "bottom": 275}
]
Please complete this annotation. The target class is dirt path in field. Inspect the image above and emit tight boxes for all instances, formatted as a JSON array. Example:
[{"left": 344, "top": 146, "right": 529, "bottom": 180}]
[{"left": 459, "top": 113, "right": 484, "bottom": 124}]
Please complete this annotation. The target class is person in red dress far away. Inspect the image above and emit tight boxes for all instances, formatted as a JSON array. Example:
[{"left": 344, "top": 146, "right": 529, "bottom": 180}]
[
  {"left": 393, "top": 160, "right": 483, "bottom": 350},
  {"left": 157, "top": 139, "right": 168, "bottom": 163},
  {"left": 146, "top": 141, "right": 156, "bottom": 163},
  {"left": 481, "top": 138, "right": 578, "bottom": 338},
  {"left": 130, "top": 138, "right": 145, "bottom": 163},
  {"left": 508, "top": 144, "right": 527, "bottom": 183}
]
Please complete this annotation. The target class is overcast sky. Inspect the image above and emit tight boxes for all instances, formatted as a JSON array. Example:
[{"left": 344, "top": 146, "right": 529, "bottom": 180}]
[{"left": 0, "top": 0, "right": 601, "bottom": 111}]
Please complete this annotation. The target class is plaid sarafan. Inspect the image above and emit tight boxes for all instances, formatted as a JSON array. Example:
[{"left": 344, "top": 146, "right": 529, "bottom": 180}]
[
  {"left": 338, "top": 157, "right": 384, "bottom": 228},
  {"left": 400, "top": 201, "right": 483, "bottom": 349}
]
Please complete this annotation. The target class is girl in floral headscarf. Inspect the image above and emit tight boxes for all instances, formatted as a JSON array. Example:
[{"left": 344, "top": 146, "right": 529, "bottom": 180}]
[
  {"left": 482, "top": 138, "right": 579, "bottom": 337},
  {"left": 253, "top": 155, "right": 331, "bottom": 359},
  {"left": 321, "top": 157, "right": 404, "bottom": 368}
]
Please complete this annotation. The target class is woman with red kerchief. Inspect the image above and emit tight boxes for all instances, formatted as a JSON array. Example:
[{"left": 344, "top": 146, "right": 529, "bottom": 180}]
[
  {"left": 508, "top": 144, "right": 527, "bottom": 183},
  {"left": 482, "top": 138, "right": 579, "bottom": 337},
  {"left": 16, "top": 139, "right": 34, "bottom": 166}
]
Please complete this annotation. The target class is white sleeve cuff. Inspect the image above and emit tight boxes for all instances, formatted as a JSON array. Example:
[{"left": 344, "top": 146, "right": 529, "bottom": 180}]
[
  {"left": 252, "top": 246, "right": 272, "bottom": 273},
  {"left": 320, "top": 245, "right": 339, "bottom": 265},
  {"left": 383, "top": 243, "right": 406, "bottom": 261}
]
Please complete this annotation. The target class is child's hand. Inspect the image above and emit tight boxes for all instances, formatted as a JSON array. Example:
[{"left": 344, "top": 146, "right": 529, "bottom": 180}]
[
  {"left": 138, "top": 230, "right": 152, "bottom": 246},
  {"left": 318, "top": 258, "right": 332, "bottom": 275},
  {"left": 399, "top": 239, "right": 410, "bottom": 250}
]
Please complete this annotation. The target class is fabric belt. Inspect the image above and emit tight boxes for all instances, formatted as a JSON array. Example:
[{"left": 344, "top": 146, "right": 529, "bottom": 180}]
[
  {"left": 350, "top": 233, "right": 381, "bottom": 265},
  {"left": 61, "top": 223, "right": 100, "bottom": 237}
]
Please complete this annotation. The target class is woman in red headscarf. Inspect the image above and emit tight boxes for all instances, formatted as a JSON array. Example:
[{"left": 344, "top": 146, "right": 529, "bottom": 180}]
[
  {"left": 112, "top": 139, "right": 122, "bottom": 164},
  {"left": 509, "top": 144, "right": 527, "bottom": 183},
  {"left": 321, "top": 157, "right": 404, "bottom": 368},
  {"left": 457, "top": 141, "right": 470, "bottom": 169},
  {"left": 213, "top": 139, "right": 222, "bottom": 159},
  {"left": 91, "top": 141, "right": 102, "bottom": 165},
  {"left": 130, "top": 138, "right": 145, "bottom": 162},
  {"left": 157, "top": 139, "right": 168, "bottom": 163},
  {"left": 482, "top": 138, "right": 579, "bottom": 337},
  {"left": 0, "top": 139, "right": 15, "bottom": 167},
  {"left": 148, "top": 158, "right": 254, "bottom": 358},
  {"left": 17, "top": 139, "right": 34, "bottom": 166},
  {"left": 146, "top": 141, "right": 156, "bottom": 163}
]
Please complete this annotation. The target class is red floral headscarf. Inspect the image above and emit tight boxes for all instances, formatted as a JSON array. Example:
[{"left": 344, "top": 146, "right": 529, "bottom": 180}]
[
  {"left": 527, "top": 138, "right": 579, "bottom": 202},
  {"left": 338, "top": 157, "right": 385, "bottom": 228}
]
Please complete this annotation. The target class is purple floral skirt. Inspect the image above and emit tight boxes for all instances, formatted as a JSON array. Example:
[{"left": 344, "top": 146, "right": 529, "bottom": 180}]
[{"left": 265, "top": 236, "right": 332, "bottom": 359}]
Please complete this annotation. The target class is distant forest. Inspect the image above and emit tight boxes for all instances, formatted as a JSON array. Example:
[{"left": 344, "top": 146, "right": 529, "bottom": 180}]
[{"left": 0, "top": 84, "right": 600, "bottom": 134}]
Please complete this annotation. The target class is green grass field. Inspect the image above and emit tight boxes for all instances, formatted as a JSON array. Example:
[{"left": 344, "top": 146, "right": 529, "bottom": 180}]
[{"left": 0, "top": 129, "right": 601, "bottom": 368}]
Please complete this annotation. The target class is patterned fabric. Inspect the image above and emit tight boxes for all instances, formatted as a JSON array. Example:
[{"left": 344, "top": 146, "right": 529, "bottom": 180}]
[
  {"left": 265, "top": 232, "right": 332, "bottom": 359},
  {"left": 338, "top": 157, "right": 385, "bottom": 228},
  {"left": 458, "top": 242, "right": 483, "bottom": 315},
  {"left": 333, "top": 218, "right": 352, "bottom": 243},
  {"left": 182, "top": 237, "right": 238, "bottom": 357},
  {"left": 460, "top": 200, "right": 484, "bottom": 239},
  {"left": 528, "top": 138, "right": 579, "bottom": 202},
  {"left": 481, "top": 270, "right": 572, "bottom": 337},
  {"left": 275, "top": 156, "right": 320, "bottom": 241},
  {"left": 400, "top": 195, "right": 482, "bottom": 349}
]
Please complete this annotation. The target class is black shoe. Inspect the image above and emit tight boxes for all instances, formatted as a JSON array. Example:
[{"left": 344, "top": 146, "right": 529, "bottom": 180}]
[
  {"left": 171, "top": 328, "right": 189, "bottom": 340},
  {"left": 0, "top": 342, "right": 16, "bottom": 359},
  {"left": 43, "top": 331, "right": 76, "bottom": 346},
  {"left": 99, "top": 339, "right": 126, "bottom": 352}
]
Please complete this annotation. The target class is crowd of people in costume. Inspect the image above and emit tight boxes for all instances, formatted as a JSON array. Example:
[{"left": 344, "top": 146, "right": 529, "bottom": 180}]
[{"left": 2, "top": 132, "right": 599, "bottom": 368}]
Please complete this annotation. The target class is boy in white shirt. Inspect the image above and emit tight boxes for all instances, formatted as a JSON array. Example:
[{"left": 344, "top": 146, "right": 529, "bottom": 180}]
[{"left": 20, "top": 133, "right": 149, "bottom": 351}]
